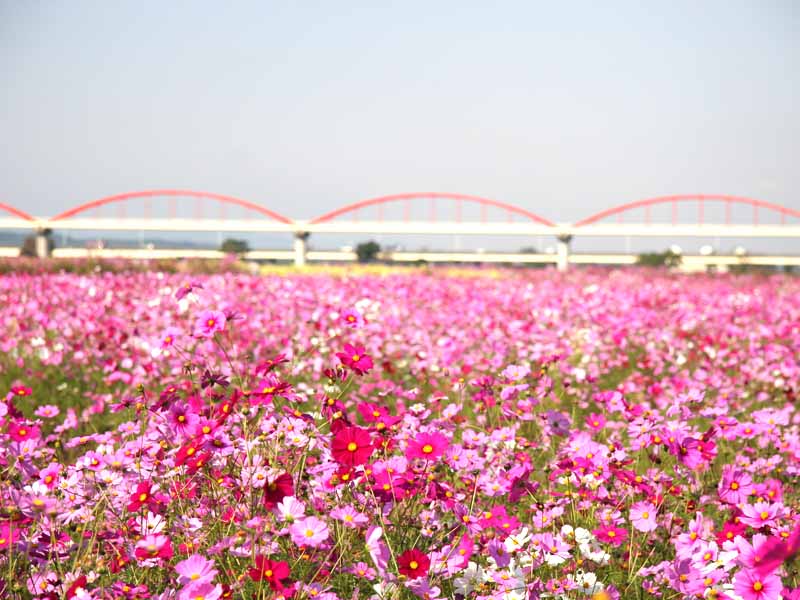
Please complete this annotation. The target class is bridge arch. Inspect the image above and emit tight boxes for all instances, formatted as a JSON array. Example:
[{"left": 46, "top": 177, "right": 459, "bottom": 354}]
[
  {"left": 574, "top": 194, "right": 800, "bottom": 227},
  {"left": 51, "top": 189, "right": 293, "bottom": 223},
  {"left": 310, "top": 192, "right": 556, "bottom": 226},
  {"left": 0, "top": 202, "right": 35, "bottom": 221}
]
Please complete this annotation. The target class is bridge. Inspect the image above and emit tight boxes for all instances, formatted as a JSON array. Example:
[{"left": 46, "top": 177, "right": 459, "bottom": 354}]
[{"left": 1, "top": 191, "right": 799, "bottom": 270}]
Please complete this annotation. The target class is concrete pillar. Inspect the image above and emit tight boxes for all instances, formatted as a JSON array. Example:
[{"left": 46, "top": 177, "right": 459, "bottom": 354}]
[
  {"left": 35, "top": 230, "right": 51, "bottom": 258},
  {"left": 293, "top": 232, "right": 309, "bottom": 267},
  {"left": 556, "top": 234, "right": 572, "bottom": 272}
]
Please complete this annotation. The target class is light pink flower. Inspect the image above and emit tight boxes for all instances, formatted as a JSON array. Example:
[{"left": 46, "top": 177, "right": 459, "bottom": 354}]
[
  {"left": 290, "top": 516, "right": 329, "bottom": 548},
  {"left": 630, "top": 502, "right": 658, "bottom": 532}
]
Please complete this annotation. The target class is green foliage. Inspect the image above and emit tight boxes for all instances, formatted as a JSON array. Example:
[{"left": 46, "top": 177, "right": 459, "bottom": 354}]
[
  {"left": 355, "top": 240, "right": 381, "bottom": 263},
  {"left": 636, "top": 249, "right": 682, "bottom": 268},
  {"left": 219, "top": 238, "right": 250, "bottom": 255}
]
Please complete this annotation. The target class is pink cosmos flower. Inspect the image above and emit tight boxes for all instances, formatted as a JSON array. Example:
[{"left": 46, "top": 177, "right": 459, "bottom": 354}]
[
  {"left": 177, "top": 582, "right": 222, "bottom": 600},
  {"left": 630, "top": 502, "right": 658, "bottom": 532},
  {"left": 175, "top": 554, "right": 218, "bottom": 585},
  {"left": 194, "top": 310, "right": 226, "bottom": 338},
  {"left": 34, "top": 405, "right": 59, "bottom": 419},
  {"left": 719, "top": 465, "right": 754, "bottom": 505},
  {"left": 733, "top": 568, "right": 783, "bottom": 600},
  {"left": 38, "top": 463, "right": 60, "bottom": 489},
  {"left": 586, "top": 413, "right": 606, "bottom": 430},
  {"left": 340, "top": 308, "right": 365, "bottom": 328},
  {"left": 290, "top": 516, "right": 330, "bottom": 548},
  {"left": 739, "top": 502, "right": 785, "bottom": 529},
  {"left": 406, "top": 431, "right": 449, "bottom": 461},
  {"left": 366, "top": 526, "right": 390, "bottom": 577},
  {"left": 159, "top": 327, "right": 182, "bottom": 349},
  {"left": 330, "top": 505, "right": 369, "bottom": 528}
]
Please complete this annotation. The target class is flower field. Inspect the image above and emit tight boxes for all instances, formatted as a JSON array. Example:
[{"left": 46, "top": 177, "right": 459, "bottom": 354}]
[{"left": 1, "top": 267, "right": 799, "bottom": 600}]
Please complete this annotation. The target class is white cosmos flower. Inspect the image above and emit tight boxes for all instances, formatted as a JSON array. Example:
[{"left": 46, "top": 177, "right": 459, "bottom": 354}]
[
  {"left": 569, "top": 570, "right": 604, "bottom": 595},
  {"left": 504, "top": 527, "right": 531, "bottom": 552},
  {"left": 453, "top": 561, "right": 486, "bottom": 596},
  {"left": 561, "top": 525, "right": 593, "bottom": 546}
]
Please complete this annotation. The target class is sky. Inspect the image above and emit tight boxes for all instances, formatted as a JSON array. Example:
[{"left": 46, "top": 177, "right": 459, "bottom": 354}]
[{"left": 1, "top": 1, "right": 798, "bottom": 252}]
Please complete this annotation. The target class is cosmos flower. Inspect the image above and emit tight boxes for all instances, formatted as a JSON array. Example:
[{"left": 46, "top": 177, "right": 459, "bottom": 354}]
[
  {"left": 397, "top": 548, "right": 430, "bottom": 579},
  {"left": 134, "top": 534, "right": 173, "bottom": 562},
  {"left": 732, "top": 568, "right": 783, "bottom": 600},
  {"left": 249, "top": 556, "right": 291, "bottom": 592},
  {"left": 194, "top": 309, "right": 226, "bottom": 338},
  {"left": 629, "top": 502, "right": 658, "bottom": 532},
  {"left": 336, "top": 343, "right": 373, "bottom": 375},
  {"left": 593, "top": 525, "right": 628, "bottom": 547},
  {"left": 718, "top": 465, "right": 754, "bottom": 505},
  {"left": 406, "top": 431, "right": 449, "bottom": 461},
  {"left": 290, "top": 516, "right": 330, "bottom": 548},
  {"left": 331, "top": 426, "right": 373, "bottom": 467},
  {"left": 175, "top": 554, "right": 218, "bottom": 585},
  {"left": 263, "top": 473, "right": 294, "bottom": 510}
]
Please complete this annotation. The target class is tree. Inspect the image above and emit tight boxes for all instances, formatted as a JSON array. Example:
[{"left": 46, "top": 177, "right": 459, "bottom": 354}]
[
  {"left": 355, "top": 241, "right": 381, "bottom": 263},
  {"left": 636, "top": 249, "right": 682, "bottom": 268},
  {"left": 219, "top": 238, "right": 250, "bottom": 255}
]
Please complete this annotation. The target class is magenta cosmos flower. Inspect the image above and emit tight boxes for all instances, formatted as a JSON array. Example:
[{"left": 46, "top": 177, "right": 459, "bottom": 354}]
[
  {"left": 406, "top": 431, "right": 449, "bottom": 461},
  {"left": 194, "top": 310, "right": 226, "bottom": 338},
  {"left": 175, "top": 281, "right": 203, "bottom": 300},
  {"left": 593, "top": 525, "right": 628, "bottom": 546},
  {"left": 336, "top": 343, "right": 374, "bottom": 375},
  {"left": 134, "top": 534, "right": 173, "bottom": 562}
]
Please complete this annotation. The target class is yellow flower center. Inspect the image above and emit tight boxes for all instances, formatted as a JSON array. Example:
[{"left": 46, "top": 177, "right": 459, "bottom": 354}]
[
  {"left": 347, "top": 442, "right": 358, "bottom": 452},
  {"left": 422, "top": 444, "right": 434, "bottom": 454},
  {"left": 409, "top": 560, "right": 419, "bottom": 570}
]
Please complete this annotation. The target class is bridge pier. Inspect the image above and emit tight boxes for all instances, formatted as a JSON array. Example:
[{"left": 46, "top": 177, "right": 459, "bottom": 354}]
[
  {"left": 556, "top": 234, "right": 572, "bottom": 272},
  {"left": 293, "top": 232, "right": 309, "bottom": 267},
  {"left": 35, "top": 229, "right": 52, "bottom": 258}
]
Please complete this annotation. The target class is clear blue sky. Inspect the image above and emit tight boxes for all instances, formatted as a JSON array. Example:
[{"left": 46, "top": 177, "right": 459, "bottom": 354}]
[{"left": 1, "top": 1, "right": 798, "bottom": 237}]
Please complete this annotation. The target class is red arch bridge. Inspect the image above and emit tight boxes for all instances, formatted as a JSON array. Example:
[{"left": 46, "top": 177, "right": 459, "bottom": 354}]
[{"left": 1, "top": 191, "right": 799, "bottom": 270}]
